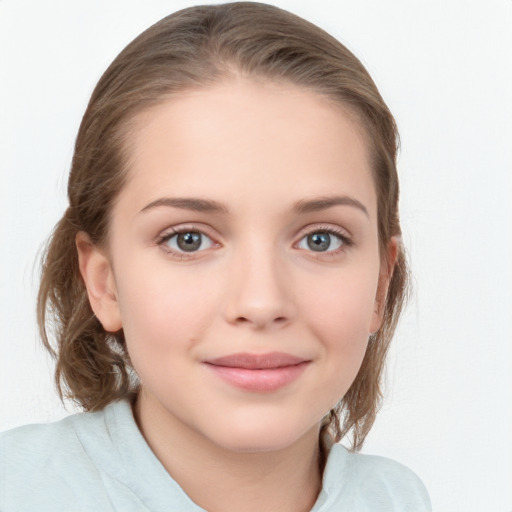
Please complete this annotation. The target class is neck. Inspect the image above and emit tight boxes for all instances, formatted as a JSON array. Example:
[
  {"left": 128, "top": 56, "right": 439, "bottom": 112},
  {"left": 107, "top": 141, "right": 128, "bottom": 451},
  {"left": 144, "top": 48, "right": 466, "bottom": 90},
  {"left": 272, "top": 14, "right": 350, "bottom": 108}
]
[{"left": 133, "top": 392, "right": 323, "bottom": 512}]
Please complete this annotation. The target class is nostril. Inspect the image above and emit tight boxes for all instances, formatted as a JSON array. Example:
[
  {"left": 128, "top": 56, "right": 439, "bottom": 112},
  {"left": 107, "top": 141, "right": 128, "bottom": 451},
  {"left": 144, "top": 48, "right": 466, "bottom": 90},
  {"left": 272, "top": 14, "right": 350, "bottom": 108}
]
[{"left": 234, "top": 315, "right": 288, "bottom": 327}]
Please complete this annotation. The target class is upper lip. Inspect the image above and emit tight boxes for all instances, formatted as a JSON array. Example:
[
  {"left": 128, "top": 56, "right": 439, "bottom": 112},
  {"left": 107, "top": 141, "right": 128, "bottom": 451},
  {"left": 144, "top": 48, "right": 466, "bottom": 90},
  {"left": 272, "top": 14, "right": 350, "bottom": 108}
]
[{"left": 204, "top": 352, "right": 308, "bottom": 369}]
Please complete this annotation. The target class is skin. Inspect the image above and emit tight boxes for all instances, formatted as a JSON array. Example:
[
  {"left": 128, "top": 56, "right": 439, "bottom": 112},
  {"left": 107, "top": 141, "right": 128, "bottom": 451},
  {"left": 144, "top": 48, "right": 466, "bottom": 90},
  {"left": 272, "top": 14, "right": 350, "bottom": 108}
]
[{"left": 77, "top": 78, "right": 396, "bottom": 512}]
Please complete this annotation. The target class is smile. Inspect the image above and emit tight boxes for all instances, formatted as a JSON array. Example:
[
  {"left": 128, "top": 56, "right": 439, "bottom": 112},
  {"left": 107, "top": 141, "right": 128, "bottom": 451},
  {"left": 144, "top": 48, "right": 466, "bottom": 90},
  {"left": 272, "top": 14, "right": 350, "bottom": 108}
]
[{"left": 203, "top": 352, "right": 310, "bottom": 393}]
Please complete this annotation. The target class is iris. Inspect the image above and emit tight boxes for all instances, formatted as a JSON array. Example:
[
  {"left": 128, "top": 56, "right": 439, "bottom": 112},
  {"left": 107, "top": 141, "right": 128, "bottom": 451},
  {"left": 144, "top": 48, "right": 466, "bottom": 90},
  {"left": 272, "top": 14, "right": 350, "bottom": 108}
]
[
  {"left": 177, "top": 232, "right": 202, "bottom": 252},
  {"left": 307, "top": 232, "right": 332, "bottom": 252}
]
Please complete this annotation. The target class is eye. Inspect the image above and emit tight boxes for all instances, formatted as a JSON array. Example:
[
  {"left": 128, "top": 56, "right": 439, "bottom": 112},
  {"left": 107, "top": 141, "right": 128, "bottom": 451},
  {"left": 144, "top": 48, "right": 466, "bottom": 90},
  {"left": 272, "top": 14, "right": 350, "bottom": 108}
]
[
  {"left": 297, "top": 230, "right": 347, "bottom": 253},
  {"left": 160, "top": 230, "right": 215, "bottom": 253}
]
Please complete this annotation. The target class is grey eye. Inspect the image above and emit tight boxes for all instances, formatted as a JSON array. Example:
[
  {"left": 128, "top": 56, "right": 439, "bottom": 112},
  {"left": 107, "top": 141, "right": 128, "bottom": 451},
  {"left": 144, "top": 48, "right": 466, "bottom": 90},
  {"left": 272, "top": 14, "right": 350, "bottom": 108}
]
[
  {"left": 298, "top": 232, "right": 343, "bottom": 252},
  {"left": 166, "top": 231, "right": 214, "bottom": 252}
]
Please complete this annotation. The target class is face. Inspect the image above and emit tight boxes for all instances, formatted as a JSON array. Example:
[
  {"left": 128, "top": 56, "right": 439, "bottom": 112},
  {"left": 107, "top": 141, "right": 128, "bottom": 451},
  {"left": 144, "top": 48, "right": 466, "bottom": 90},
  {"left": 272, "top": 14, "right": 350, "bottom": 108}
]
[{"left": 81, "top": 79, "right": 392, "bottom": 453}]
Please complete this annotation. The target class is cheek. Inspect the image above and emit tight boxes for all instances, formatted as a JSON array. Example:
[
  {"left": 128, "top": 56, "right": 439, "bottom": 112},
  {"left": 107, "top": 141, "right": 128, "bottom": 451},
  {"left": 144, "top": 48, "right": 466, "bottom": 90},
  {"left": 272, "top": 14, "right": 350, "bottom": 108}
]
[
  {"left": 297, "top": 263, "right": 380, "bottom": 395},
  {"left": 115, "top": 262, "right": 220, "bottom": 360},
  {"left": 300, "top": 266, "right": 379, "bottom": 342}
]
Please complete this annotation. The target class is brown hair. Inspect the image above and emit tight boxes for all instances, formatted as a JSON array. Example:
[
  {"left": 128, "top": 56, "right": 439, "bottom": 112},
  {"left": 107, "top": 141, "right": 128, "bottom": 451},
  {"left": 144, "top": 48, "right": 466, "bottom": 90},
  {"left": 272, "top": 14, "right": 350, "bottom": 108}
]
[{"left": 38, "top": 1, "right": 408, "bottom": 450}]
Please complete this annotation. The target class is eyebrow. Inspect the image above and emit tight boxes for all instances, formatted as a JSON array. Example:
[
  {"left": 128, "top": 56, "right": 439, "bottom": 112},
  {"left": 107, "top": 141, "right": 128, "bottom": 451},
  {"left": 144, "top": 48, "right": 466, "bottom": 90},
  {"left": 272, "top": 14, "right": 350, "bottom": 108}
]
[
  {"left": 140, "top": 197, "right": 229, "bottom": 214},
  {"left": 140, "top": 194, "right": 369, "bottom": 217},
  {"left": 293, "top": 196, "right": 369, "bottom": 218}
]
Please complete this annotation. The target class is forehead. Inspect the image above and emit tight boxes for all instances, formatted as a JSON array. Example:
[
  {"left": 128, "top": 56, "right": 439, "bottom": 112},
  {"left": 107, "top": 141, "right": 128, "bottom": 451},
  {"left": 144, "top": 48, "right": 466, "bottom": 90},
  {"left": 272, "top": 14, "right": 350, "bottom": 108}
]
[{"left": 118, "top": 79, "right": 377, "bottom": 219}]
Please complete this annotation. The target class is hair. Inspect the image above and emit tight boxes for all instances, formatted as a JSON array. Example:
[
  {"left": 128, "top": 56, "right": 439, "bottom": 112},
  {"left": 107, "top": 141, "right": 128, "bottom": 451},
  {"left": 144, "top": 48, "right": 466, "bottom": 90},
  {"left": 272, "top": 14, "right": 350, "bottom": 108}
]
[{"left": 37, "top": 1, "right": 408, "bottom": 451}]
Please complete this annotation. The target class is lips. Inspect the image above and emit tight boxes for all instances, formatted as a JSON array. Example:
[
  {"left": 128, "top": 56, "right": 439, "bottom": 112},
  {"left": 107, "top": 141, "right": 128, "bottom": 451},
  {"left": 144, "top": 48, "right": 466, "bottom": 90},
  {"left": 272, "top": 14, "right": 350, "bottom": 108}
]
[{"left": 203, "top": 352, "right": 310, "bottom": 392}]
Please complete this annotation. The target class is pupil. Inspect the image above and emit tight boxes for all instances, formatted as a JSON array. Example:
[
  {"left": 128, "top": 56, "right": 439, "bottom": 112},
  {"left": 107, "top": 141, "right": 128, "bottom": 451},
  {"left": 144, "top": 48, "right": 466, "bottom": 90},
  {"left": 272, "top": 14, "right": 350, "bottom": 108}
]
[
  {"left": 307, "top": 232, "right": 330, "bottom": 252},
  {"left": 177, "top": 232, "right": 201, "bottom": 252}
]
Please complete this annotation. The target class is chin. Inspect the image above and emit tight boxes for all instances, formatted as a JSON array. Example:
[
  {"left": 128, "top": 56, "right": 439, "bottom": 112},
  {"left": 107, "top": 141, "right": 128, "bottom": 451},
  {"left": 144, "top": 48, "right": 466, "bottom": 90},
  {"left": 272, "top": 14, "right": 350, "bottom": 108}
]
[{"left": 205, "top": 414, "right": 319, "bottom": 454}]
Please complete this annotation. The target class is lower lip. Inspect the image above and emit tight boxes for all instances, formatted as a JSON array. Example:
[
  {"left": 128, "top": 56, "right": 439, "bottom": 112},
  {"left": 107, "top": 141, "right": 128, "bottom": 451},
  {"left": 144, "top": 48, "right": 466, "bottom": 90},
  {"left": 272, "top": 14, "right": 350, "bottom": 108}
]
[{"left": 204, "top": 362, "right": 309, "bottom": 392}]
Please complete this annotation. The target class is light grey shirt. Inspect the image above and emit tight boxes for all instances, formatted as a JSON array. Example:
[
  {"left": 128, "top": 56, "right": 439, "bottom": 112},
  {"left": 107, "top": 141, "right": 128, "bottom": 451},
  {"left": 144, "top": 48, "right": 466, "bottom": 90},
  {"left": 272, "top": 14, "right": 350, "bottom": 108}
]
[{"left": 0, "top": 399, "right": 431, "bottom": 511}]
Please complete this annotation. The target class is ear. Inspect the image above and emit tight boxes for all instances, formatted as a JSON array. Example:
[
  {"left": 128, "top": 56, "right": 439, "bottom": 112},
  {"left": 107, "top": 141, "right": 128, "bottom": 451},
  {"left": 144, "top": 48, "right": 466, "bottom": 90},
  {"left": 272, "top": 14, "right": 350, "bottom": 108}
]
[
  {"left": 76, "top": 231, "right": 122, "bottom": 332},
  {"left": 370, "top": 236, "right": 399, "bottom": 334}
]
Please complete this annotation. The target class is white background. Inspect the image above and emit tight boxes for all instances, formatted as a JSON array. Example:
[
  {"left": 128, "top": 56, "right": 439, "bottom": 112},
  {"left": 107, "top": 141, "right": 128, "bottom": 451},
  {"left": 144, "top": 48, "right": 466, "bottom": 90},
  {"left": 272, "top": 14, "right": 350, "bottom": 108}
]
[{"left": 1, "top": 1, "right": 511, "bottom": 510}]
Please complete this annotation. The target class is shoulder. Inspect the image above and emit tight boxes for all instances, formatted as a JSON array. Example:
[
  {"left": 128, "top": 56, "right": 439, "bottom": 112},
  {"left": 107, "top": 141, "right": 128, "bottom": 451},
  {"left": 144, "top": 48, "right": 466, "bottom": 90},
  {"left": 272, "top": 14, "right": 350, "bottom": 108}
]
[
  {"left": 320, "top": 444, "right": 431, "bottom": 512},
  {"left": 0, "top": 406, "right": 109, "bottom": 470},
  {"left": 0, "top": 399, "right": 197, "bottom": 512},
  {"left": 1, "top": 409, "right": 91, "bottom": 468},
  {"left": 0, "top": 404, "right": 127, "bottom": 511}
]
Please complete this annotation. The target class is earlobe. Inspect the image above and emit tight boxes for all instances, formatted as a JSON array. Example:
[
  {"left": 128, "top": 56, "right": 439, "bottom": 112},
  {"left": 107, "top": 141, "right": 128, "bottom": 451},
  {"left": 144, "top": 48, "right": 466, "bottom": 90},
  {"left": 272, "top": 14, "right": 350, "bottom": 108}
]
[
  {"left": 76, "top": 232, "right": 122, "bottom": 333},
  {"left": 370, "top": 237, "right": 399, "bottom": 334}
]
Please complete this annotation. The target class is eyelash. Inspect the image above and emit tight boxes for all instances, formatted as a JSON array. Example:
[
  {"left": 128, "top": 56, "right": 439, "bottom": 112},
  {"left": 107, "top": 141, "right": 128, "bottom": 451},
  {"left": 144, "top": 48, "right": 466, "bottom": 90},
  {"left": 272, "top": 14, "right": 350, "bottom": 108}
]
[
  {"left": 295, "top": 225, "right": 353, "bottom": 256},
  {"left": 155, "top": 225, "right": 216, "bottom": 259},
  {"left": 155, "top": 224, "right": 353, "bottom": 259}
]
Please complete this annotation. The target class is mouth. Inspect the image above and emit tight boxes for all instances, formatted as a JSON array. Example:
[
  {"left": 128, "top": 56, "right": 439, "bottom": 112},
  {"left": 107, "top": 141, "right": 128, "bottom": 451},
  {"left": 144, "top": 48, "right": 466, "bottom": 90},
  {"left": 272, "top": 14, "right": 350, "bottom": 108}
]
[{"left": 203, "top": 352, "right": 310, "bottom": 392}]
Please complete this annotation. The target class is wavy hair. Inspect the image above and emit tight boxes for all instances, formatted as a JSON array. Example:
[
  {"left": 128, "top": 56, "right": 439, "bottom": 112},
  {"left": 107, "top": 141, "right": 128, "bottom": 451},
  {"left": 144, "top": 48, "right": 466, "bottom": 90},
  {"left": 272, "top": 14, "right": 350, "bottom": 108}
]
[{"left": 38, "top": 1, "right": 408, "bottom": 450}]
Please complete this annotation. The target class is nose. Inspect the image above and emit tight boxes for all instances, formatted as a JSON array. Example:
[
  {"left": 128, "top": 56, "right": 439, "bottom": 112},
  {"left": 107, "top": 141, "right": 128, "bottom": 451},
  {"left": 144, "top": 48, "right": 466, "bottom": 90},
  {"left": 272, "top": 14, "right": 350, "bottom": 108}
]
[{"left": 223, "top": 245, "right": 293, "bottom": 330}]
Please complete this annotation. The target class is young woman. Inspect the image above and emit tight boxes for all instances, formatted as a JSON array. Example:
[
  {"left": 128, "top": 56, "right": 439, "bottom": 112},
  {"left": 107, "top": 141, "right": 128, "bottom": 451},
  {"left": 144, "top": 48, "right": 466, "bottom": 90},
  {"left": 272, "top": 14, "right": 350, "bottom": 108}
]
[{"left": 0, "top": 3, "right": 430, "bottom": 511}]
